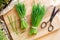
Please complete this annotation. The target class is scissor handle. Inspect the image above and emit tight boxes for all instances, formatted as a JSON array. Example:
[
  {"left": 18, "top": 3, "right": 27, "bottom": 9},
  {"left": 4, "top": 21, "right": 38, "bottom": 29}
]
[
  {"left": 41, "top": 22, "right": 47, "bottom": 29},
  {"left": 48, "top": 24, "right": 54, "bottom": 32}
]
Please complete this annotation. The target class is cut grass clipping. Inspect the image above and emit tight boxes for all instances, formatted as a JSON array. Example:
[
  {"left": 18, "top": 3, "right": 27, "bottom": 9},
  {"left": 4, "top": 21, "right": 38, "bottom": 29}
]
[
  {"left": 15, "top": 3, "right": 28, "bottom": 29},
  {"left": 7, "top": 16, "right": 18, "bottom": 34},
  {"left": 29, "top": 3, "right": 46, "bottom": 35}
]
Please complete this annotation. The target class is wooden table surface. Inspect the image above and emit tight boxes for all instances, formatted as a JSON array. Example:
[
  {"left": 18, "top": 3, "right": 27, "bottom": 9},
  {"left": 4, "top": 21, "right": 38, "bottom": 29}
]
[{"left": 2, "top": 0, "right": 60, "bottom": 40}]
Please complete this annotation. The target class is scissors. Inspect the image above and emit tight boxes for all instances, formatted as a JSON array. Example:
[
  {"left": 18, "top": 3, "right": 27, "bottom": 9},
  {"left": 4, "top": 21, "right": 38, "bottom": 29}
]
[{"left": 41, "top": 7, "right": 60, "bottom": 32}]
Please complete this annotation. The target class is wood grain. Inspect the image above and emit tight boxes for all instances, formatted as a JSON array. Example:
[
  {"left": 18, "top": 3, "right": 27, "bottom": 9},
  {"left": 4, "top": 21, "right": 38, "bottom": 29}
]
[{"left": 2, "top": 0, "right": 60, "bottom": 40}]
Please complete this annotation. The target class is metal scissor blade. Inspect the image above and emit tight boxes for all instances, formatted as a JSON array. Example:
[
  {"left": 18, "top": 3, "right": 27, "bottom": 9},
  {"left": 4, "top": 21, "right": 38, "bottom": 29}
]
[
  {"left": 53, "top": 8, "right": 59, "bottom": 17},
  {"left": 49, "top": 7, "right": 59, "bottom": 22},
  {"left": 49, "top": 7, "right": 56, "bottom": 22}
]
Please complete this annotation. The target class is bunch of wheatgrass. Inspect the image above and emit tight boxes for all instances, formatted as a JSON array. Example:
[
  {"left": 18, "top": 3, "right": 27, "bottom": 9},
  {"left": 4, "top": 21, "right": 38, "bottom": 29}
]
[
  {"left": 15, "top": 1, "right": 28, "bottom": 30},
  {"left": 29, "top": 3, "right": 46, "bottom": 35}
]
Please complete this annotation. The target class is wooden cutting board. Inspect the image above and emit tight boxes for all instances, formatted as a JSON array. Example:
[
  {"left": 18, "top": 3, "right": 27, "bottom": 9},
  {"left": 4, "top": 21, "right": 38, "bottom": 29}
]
[
  {"left": 2, "top": 0, "right": 60, "bottom": 40},
  {"left": 4, "top": 7, "right": 60, "bottom": 40}
]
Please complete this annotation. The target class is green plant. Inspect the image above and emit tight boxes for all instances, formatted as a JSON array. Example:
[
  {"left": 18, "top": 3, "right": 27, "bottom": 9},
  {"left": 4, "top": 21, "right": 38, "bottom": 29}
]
[
  {"left": 0, "top": 0, "right": 10, "bottom": 10},
  {"left": 0, "top": 26, "right": 7, "bottom": 40},
  {"left": 29, "top": 3, "right": 46, "bottom": 35},
  {"left": 15, "top": 3, "right": 28, "bottom": 29}
]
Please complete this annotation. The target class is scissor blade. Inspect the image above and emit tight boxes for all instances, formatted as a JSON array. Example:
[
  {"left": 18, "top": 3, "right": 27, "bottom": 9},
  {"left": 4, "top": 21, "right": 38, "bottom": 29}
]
[
  {"left": 53, "top": 8, "right": 59, "bottom": 17},
  {"left": 49, "top": 7, "right": 59, "bottom": 22}
]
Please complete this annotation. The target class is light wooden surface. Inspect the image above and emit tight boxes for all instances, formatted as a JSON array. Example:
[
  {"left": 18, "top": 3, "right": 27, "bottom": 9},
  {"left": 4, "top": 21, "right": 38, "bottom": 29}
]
[{"left": 2, "top": 0, "right": 60, "bottom": 40}]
